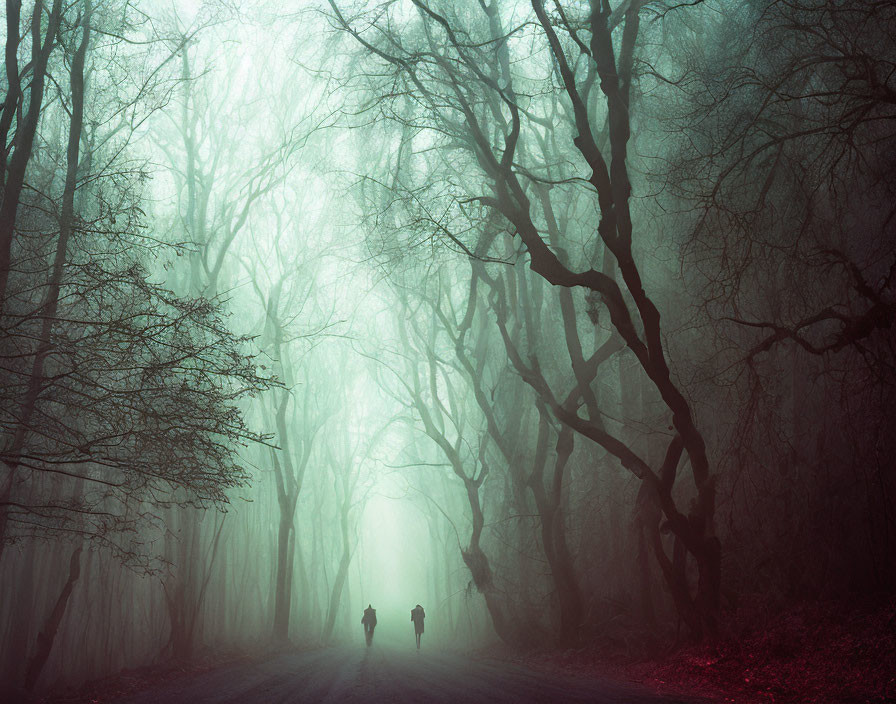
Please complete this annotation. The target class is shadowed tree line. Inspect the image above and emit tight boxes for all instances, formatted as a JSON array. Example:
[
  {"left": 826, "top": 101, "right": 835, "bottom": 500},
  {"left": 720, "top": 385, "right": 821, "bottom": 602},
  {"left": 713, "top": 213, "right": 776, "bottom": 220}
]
[{"left": 328, "top": 0, "right": 895, "bottom": 644}]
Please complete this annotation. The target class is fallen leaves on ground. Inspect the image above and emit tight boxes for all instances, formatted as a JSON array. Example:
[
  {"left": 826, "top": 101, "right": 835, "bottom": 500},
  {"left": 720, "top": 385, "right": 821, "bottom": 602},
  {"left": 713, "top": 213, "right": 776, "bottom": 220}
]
[{"left": 503, "top": 599, "right": 896, "bottom": 704}]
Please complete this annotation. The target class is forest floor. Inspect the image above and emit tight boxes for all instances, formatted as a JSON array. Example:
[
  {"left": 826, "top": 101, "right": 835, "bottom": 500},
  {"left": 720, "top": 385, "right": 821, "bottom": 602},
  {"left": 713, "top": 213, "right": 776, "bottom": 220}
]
[
  {"left": 506, "top": 599, "right": 896, "bottom": 704},
  {"left": 35, "top": 647, "right": 271, "bottom": 704},
  {"left": 40, "top": 643, "right": 706, "bottom": 703},
  {"left": 36, "top": 600, "right": 895, "bottom": 704}
]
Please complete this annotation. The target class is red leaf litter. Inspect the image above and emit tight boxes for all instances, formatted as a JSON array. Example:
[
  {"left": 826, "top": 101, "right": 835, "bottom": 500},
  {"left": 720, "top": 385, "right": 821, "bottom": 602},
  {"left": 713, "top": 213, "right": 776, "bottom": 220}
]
[{"left": 506, "top": 600, "right": 896, "bottom": 704}]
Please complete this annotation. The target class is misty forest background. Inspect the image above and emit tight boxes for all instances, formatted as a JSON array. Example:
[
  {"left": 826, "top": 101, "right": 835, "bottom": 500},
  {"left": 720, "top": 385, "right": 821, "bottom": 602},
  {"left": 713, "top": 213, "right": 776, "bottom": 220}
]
[{"left": 0, "top": 0, "right": 893, "bottom": 695}]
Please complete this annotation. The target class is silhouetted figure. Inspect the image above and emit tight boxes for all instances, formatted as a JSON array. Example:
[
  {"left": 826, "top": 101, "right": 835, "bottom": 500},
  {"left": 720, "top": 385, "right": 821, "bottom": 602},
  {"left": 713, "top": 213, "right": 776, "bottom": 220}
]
[
  {"left": 361, "top": 604, "right": 377, "bottom": 646},
  {"left": 411, "top": 604, "right": 425, "bottom": 649}
]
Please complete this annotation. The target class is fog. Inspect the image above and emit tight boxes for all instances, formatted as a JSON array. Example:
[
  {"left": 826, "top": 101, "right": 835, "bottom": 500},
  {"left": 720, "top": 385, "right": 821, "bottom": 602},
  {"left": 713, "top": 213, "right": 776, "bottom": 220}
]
[{"left": 0, "top": 0, "right": 893, "bottom": 700}]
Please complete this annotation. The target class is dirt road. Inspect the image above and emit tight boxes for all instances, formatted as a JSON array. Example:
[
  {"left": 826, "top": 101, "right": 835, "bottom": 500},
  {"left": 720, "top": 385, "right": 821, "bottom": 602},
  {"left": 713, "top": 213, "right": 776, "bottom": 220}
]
[{"left": 113, "top": 645, "right": 704, "bottom": 703}]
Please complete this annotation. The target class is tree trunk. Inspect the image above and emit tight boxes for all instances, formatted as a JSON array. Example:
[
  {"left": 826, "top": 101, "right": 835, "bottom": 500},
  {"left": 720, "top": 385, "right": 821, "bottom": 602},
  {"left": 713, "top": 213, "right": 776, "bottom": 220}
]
[
  {"left": 321, "top": 503, "right": 352, "bottom": 644},
  {"left": 23, "top": 546, "right": 82, "bottom": 690},
  {"left": 460, "top": 477, "right": 522, "bottom": 646},
  {"left": 528, "top": 412, "right": 584, "bottom": 644},
  {"left": 272, "top": 513, "right": 294, "bottom": 643},
  {"left": 636, "top": 523, "right": 656, "bottom": 627},
  {"left": 295, "top": 538, "right": 310, "bottom": 629},
  {"left": 163, "top": 506, "right": 204, "bottom": 661},
  {"left": 0, "top": 0, "right": 63, "bottom": 305}
]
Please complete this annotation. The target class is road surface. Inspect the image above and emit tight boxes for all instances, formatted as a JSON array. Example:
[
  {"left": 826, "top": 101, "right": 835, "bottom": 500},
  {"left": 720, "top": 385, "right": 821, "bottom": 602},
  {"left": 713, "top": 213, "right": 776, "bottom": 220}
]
[{"left": 113, "top": 644, "right": 704, "bottom": 704}]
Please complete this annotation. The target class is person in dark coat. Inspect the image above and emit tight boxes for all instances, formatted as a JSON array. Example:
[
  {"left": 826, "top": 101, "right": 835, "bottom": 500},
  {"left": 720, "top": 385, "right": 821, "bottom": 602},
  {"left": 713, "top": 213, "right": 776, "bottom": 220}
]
[
  {"left": 361, "top": 604, "right": 377, "bottom": 646},
  {"left": 410, "top": 604, "right": 425, "bottom": 649}
]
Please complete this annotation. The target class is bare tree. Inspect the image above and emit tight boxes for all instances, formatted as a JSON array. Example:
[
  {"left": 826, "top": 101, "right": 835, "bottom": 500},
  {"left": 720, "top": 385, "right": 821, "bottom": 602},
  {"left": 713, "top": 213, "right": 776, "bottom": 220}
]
[
  {"left": 330, "top": 0, "right": 721, "bottom": 637},
  {"left": 0, "top": 0, "right": 63, "bottom": 306}
]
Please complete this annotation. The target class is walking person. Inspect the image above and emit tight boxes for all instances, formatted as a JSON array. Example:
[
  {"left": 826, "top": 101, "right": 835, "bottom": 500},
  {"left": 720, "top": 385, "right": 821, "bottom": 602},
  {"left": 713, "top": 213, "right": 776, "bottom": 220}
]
[
  {"left": 410, "top": 603, "right": 425, "bottom": 650},
  {"left": 361, "top": 604, "right": 377, "bottom": 646}
]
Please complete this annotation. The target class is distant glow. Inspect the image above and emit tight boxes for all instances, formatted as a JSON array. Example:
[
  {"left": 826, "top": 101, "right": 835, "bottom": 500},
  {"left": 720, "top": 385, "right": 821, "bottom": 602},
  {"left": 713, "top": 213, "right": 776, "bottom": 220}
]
[{"left": 355, "top": 485, "right": 432, "bottom": 645}]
